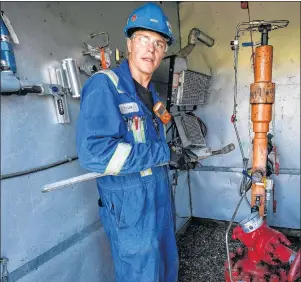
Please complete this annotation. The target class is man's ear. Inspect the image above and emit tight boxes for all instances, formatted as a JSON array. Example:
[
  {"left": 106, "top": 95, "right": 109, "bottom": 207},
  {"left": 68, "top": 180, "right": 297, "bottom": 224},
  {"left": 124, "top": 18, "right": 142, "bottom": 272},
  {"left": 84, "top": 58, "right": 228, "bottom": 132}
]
[{"left": 126, "top": 38, "right": 132, "bottom": 54}]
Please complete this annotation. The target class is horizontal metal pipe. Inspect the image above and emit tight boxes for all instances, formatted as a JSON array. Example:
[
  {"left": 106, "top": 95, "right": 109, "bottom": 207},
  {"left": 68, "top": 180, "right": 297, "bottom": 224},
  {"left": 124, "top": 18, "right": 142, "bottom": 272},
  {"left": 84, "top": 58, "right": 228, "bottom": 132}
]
[
  {"left": 1, "top": 71, "right": 21, "bottom": 92},
  {"left": 194, "top": 166, "right": 300, "bottom": 175},
  {"left": 1, "top": 71, "right": 39, "bottom": 93}
]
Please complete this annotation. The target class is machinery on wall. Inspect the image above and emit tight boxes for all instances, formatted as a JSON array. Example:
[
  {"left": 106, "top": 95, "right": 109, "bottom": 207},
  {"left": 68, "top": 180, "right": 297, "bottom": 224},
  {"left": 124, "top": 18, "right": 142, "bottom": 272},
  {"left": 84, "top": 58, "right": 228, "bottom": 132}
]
[
  {"left": 80, "top": 31, "right": 125, "bottom": 76},
  {"left": 224, "top": 19, "right": 301, "bottom": 282},
  {"left": 166, "top": 27, "right": 214, "bottom": 113},
  {"left": 80, "top": 31, "right": 112, "bottom": 75},
  {"left": 164, "top": 27, "right": 231, "bottom": 162},
  {"left": 1, "top": 11, "right": 82, "bottom": 124}
]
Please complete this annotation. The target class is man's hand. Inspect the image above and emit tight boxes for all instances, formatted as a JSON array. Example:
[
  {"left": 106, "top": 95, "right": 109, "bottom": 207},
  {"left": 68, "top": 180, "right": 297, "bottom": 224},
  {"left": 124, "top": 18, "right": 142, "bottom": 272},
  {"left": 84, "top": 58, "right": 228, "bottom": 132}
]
[{"left": 169, "top": 144, "right": 198, "bottom": 170}]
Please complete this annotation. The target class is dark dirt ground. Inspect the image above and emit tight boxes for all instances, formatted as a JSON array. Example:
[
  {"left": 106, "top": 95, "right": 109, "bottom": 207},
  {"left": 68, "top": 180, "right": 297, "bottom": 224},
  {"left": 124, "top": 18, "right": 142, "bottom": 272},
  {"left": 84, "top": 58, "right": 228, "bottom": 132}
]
[{"left": 177, "top": 220, "right": 301, "bottom": 282}]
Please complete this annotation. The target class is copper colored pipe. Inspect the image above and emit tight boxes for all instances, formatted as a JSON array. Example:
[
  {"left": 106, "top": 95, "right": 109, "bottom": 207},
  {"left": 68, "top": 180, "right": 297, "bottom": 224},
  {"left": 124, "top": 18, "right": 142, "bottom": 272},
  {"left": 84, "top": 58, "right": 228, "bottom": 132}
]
[{"left": 250, "top": 45, "right": 275, "bottom": 216}]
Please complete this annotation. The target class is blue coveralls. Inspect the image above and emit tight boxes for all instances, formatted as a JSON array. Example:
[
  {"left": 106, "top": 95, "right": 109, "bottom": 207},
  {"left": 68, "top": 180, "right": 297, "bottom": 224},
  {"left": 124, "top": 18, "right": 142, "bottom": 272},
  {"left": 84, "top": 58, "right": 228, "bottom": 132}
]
[{"left": 76, "top": 60, "right": 179, "bottom": 282}]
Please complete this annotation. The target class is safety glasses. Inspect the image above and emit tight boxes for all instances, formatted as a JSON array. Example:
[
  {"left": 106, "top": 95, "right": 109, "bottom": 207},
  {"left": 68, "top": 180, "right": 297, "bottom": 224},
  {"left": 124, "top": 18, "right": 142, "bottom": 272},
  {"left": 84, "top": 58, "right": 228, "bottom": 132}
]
[{"left": 132, "top": 34, "right": 168, "bottom": 53}]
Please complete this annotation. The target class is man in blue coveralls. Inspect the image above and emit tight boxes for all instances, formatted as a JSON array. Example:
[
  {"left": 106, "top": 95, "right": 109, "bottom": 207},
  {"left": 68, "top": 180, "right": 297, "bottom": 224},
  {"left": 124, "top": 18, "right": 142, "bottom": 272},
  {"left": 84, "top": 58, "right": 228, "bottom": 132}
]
[{"left": 77, "top": 3, "right": 195, "bottom": 282}]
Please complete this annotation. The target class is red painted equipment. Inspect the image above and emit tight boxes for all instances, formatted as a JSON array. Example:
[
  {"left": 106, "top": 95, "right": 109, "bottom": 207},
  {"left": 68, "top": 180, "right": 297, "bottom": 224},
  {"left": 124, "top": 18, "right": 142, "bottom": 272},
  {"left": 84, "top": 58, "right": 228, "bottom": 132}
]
[{"left": 224, "top": 213, "right": 301, "bottom": 281}]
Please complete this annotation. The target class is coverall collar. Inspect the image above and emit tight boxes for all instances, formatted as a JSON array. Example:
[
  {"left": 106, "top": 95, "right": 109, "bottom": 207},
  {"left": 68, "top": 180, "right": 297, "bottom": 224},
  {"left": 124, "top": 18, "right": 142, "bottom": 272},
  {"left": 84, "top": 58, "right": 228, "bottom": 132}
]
[{"left": 117, "top": 60, "right": 160, "bottom": 105}]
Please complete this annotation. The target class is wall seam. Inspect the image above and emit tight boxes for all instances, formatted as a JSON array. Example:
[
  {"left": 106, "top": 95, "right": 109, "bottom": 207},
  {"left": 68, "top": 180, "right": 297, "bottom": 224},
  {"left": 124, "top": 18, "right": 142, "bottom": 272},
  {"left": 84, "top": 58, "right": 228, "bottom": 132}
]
[{"left": 8, "top": 221, "right": 101, "bottom": 281}]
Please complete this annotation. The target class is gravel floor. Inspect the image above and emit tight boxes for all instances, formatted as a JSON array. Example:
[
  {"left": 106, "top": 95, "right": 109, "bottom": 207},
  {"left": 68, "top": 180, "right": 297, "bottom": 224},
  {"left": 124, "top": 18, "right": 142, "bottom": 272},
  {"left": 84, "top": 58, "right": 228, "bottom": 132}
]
[{"left": 177, "top": 220, "right": 301, "bottom": 282}]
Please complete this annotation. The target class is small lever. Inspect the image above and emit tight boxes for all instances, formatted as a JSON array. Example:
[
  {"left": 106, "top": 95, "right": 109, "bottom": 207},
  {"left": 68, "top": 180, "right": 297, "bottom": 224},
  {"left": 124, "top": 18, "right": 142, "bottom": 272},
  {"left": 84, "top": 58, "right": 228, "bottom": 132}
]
[{"left": 211, "top": 143, "right": 235, "bottom": 155}]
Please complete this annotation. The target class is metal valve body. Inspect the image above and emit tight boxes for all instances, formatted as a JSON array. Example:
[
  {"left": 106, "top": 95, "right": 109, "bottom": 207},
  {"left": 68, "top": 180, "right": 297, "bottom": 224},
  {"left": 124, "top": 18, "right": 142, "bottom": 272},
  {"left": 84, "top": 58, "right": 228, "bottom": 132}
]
[{"left": 224, "top": 213, "right": 301, "bottom": 281}]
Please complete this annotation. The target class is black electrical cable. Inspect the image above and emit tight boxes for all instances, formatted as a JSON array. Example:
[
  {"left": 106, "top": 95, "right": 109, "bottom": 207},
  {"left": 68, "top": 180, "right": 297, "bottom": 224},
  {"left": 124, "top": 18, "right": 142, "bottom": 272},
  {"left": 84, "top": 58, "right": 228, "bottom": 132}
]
[
  {"left": 172, "top": 172, "right": 190, "bottom": 219},
  {"left": 186, "top": 112, "right": 207, "bottom": 137},
  {"left": 240, "top": 178, "right": 252, "bottom": 195},
  {"left": 1, "top": 85, "right": 43, "bottom": 96},
  {"left": 168, "top": 115, "right": 194, "bottom": 219},
  {"left": 166, "top": 120, "right": 176, "bottom": 135},
  {"left": 198, "top": 118, "right": 207, "bottom": 137},
  {"left": 168, "top": 115, "right": 188, "bottom": 219},
  {"left": 1, "top": 156, "right": 78, "bottom": 180},
  {"left": 1, "top": 91, "right": 21, "bottom": 96}
]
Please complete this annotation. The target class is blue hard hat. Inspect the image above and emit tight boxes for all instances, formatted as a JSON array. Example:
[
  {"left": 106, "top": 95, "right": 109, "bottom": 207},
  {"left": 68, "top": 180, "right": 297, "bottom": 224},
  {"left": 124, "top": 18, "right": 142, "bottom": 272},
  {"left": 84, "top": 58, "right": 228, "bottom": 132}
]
[{"left": 124, "top": 3, "right": 175, "bottom": 46}]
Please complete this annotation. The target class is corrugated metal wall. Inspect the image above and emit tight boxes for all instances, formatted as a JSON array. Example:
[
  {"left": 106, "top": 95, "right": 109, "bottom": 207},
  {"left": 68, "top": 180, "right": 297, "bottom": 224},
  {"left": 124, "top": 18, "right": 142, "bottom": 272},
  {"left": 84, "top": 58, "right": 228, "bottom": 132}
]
[
  {"left": 179, "top": 2, "right": 300, "bottom": 229},
  {"left": 0, "top": 2, "right": 184, "bottom": 281}
]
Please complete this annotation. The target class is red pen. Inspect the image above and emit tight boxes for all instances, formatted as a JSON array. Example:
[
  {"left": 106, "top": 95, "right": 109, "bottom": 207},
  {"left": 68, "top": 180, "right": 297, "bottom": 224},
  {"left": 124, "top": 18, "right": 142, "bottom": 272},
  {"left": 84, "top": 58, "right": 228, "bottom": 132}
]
[{"left": 134, "top": 116, "right": 139, "bottom": 130}]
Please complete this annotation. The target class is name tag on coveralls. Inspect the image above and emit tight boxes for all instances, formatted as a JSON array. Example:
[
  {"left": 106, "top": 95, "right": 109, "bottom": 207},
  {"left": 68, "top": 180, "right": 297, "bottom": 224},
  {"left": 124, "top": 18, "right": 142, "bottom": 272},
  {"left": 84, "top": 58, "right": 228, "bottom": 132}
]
[{"left": 119, "top": 102, "right": 139, "bottom": 114}]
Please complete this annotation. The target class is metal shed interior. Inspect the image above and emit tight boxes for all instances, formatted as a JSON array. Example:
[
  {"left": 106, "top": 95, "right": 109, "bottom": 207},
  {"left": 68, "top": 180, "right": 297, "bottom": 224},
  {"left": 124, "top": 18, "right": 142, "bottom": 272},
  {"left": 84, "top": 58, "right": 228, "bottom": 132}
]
[{"left": 1, "top": 1, "right": 300, "bottom": 282}]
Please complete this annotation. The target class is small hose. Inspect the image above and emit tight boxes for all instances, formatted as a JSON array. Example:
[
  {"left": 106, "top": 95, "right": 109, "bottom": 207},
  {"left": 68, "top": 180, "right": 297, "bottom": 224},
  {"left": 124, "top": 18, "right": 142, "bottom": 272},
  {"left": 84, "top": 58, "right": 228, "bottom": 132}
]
[
  {"left": 225, "top": 19, "right": 253, "bottom": 282},
  {"left": 1, "top": 156, "right": 78, "bottom": 180},
  {"left": 225, "top": 189, "right": 247, "bottom": 282}
]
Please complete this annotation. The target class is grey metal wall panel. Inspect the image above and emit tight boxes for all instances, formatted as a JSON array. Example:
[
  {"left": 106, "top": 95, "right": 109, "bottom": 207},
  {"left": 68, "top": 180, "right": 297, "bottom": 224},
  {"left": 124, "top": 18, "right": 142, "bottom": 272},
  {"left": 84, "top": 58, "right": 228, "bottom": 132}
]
[
  {"left": 267, "top": 174, "right": 301, "bottom": 229},
  {"left": 17, "top": 229, "right": 115, "bottom": 282},
  {"left": 190, "top": 171, "right": 251, "bottom": 223},
  {"left": 179, "top": 2, "right": 300, "bottom": 228},
  {"left": 273, "top": 84, "right": 300, "bottom": 169},
  {"left": 1, "top": 1, "right": 181, "bottom": 281},
  {"left": 1, "top": 163, "right": 99, "bottom": 272},
  {"left": 174, "top": 172, "right": 191, "bottom": 230},
  {"left": 190, "top": 171, "right": 300, "bottom": 229}
]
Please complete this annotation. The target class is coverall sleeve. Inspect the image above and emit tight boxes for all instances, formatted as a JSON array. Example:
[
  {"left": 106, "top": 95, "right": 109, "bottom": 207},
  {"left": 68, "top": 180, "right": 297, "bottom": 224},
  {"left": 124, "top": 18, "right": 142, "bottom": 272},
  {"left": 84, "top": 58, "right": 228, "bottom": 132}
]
[{"left": 76, "top": 74, "right": 170, "bottom": 175}]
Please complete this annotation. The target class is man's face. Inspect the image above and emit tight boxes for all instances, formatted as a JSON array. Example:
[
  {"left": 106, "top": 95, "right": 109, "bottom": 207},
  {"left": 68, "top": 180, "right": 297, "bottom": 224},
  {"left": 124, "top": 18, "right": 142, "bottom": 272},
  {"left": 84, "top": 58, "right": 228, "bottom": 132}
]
[{"left": 127, "top": 30, "right": 167, "bottom": 75}]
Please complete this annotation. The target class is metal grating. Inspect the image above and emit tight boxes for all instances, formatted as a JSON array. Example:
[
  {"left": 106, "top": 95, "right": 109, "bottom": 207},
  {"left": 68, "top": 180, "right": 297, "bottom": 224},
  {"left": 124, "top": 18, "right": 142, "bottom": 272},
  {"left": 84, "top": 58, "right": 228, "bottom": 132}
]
[
  {"left": 173, "top": 70, "right": 212, "bottom": 106},
  {"left": 182, "top": 114, "right": 206, "bottom": 147}
]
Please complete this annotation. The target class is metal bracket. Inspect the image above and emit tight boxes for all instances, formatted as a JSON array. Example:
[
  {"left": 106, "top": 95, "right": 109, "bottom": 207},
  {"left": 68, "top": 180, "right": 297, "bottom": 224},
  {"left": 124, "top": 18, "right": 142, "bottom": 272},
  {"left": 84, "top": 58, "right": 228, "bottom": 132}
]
[
  {"left": 38, "top": 83, "right": 70, "bottom": 124},
  {"left": 39, "top": 58, "right": 81, "bottom": 124}
]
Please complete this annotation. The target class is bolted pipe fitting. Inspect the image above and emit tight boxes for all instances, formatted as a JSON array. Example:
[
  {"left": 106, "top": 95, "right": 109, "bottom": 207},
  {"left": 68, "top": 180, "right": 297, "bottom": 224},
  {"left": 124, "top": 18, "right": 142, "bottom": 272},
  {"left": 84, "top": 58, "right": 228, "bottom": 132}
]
[
  {"left": 270, "top": 274, "right": 280, "bottom": 282},
  {"left": 278, "top": 234, "right": 291, "bottom": 246},
  {"left": 271, "top": 237, "right": 280, "bottom": 246},
  {"left": 266, "top": 244, "right": 274, "bottom": 253}
]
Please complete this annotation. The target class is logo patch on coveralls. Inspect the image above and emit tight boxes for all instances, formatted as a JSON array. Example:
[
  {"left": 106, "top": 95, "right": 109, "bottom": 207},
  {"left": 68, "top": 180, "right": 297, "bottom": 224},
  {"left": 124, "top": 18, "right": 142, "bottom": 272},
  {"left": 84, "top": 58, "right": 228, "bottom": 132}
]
[{"left": 119, "top": 102, "right": 139, "bottom": 114}]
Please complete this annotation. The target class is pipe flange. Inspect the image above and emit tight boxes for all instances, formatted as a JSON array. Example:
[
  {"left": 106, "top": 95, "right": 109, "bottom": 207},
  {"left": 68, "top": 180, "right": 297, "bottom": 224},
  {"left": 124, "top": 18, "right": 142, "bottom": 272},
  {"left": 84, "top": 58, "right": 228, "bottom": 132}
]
[
  {"left": 250, "top": 82, "right": 275, "bottom": 104},
  {"left": 240, "top": 212, "right": 264, "bottom": 233}
]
